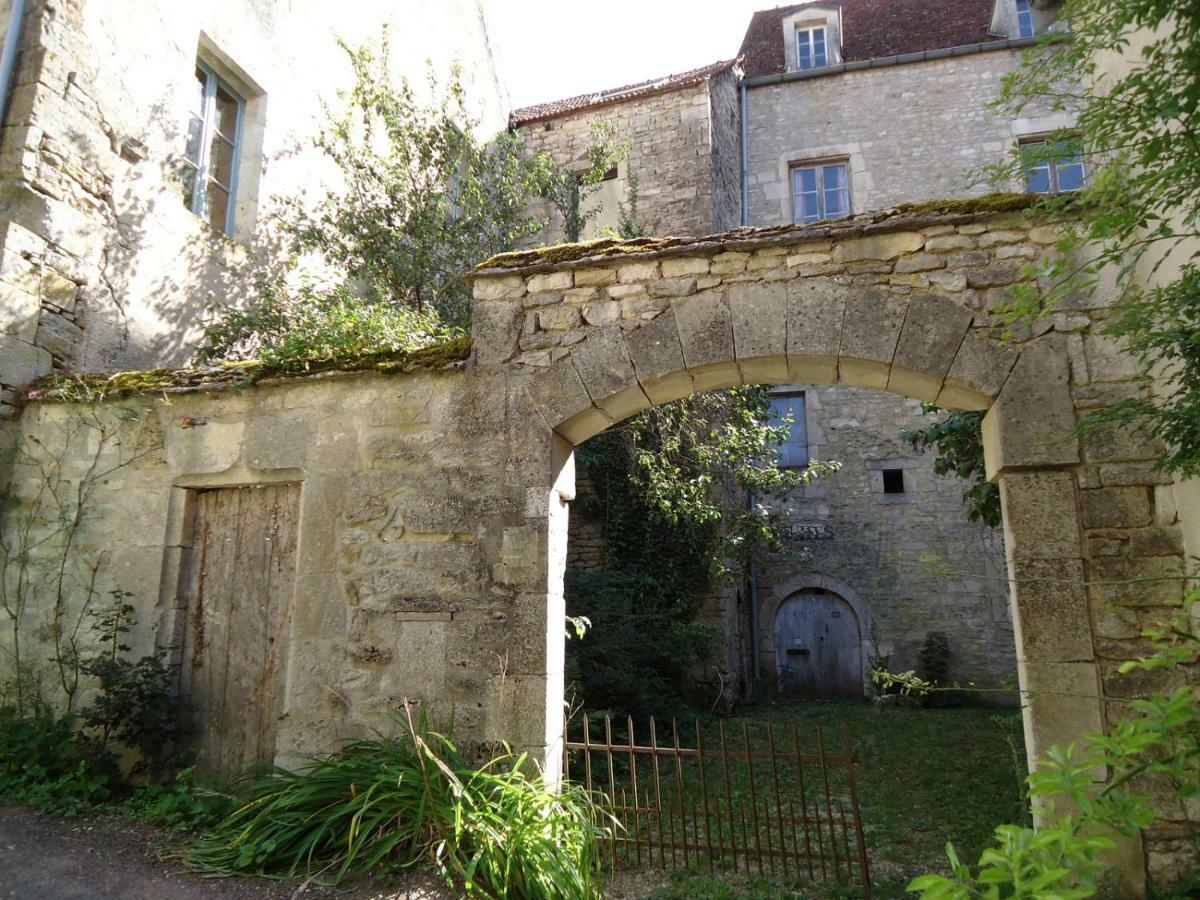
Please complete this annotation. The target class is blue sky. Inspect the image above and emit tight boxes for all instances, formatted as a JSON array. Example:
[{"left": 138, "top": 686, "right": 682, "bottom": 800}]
[{"left": 486, "top": 0, "right": 776, "bottom": 108}]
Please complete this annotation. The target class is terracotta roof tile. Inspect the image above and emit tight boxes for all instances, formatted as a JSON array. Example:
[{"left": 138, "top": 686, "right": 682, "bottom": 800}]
[
  {"left": 740, "top": 0, "right": 999, "bottom": 79},
  {"left": 510, "top": 59, "right": 738, "bottom": 126}
]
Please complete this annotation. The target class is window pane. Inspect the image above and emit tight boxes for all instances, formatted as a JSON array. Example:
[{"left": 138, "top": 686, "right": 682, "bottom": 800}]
[
  {"left": 770, "top": 395, "right": 808, "bottom": 467},
  {"left": 1024, "top": 160, "right": 1052, "bottom": 193},
  {"left": 798, "top": 33, "right": 812, "bottom": 70},
  {"left": 1016, "top": 0, "right": 1034, "bottom": 37},
  {"left": 213, "top": 85, "right": 239, "bottom": 139},
  {"left": 185, "top": 116, "right": 203, "bottom": 164},
  {"left": 1056, "top": 158, "right": 1085, "bottom": 192},
  {"left": 193, "top": 67, "right": 207, "bottom": 116},
  {"left": 209, "top": 134, "right": 235, "bottom": 188},
  {"left": 822, "top": 164, "right": 849, "bottom": 219},
  {"left": 206, "top": 182, "right": 230, "bottom": 233},
  {"left": 797, "top": 167, "right": 818, "bottom": 193},
  {"left": 813, "top": 28, "right": 827, "bottom": 66}
]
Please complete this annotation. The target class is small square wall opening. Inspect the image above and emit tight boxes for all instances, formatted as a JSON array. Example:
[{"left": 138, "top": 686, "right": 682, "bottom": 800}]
[{"left": 882, "top": 468, "right": 905, "bottom": 494}]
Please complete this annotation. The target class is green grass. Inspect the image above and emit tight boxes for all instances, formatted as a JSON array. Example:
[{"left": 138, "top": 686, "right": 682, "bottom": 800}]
[{"left": 608, "top": 700, "right": 1027, "bottom": 899}]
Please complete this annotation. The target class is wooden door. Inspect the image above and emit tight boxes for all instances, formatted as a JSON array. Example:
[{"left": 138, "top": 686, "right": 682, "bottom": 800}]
[
  {"left": 178, "top": 483, "right": 300, "bottom": 776},
  {"left": 773, "top": 592, "right": 862, "bottom": 699}
]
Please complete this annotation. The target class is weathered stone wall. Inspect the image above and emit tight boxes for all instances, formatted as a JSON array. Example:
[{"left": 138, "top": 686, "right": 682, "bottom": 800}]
[
  {"left": 757, "top": 383, "right": 1014, "bottom": 691},
  {"left": 514, "top": 74, "right": 733, "bottom": 245},
  {"left": 707, "top": 67, "right": 742, "bottom": 234},
  {"left": 745, "top": 49, "right": 1076, "bottom": 226},
  {"left": 0, "top": 361, "right": 566, "bottom": 764},
  {"left": 0, "top": 0, "right": 506, "bottom": 415},
  {"left": 2, "top": 205, "right": 1176, "bottom": 885}
]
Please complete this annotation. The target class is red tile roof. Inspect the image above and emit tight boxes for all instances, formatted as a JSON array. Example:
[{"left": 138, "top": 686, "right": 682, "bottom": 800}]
[
  {"left": 510, "top": 59, "right": 738, "bottom": 126},
  {"left": 740, "top": 0, "right": 999, "bottom": 79}
]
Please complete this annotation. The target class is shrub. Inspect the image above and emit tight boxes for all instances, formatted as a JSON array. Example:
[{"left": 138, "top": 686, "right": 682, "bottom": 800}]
[
  {"left": 0, "top": 704, "right": 114, "bottom": 814},
  {"left": 187, "top": 710, "right": 607, "bottom": 898}
]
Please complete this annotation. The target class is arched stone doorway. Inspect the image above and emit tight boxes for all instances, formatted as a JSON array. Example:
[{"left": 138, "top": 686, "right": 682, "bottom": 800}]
[
  {"left": 773, "top": 589, "right": 863, "bottom": 699},
  {"left": 470, "top": 203, "right": 1176, "bottom": 885}
]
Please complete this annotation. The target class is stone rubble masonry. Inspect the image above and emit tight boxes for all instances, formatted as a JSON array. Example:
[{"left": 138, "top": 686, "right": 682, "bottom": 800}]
[
  {"left": 0, "top": 0, "right": 506, "bottom": 416},
  {"left": 514, "top": 66, "right": 742, "bottom": 246}
]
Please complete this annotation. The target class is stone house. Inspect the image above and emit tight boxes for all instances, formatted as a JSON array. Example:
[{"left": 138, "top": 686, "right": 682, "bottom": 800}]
[
  {"left": 0, "top": 0, "right": 506, "bottom": 417},
  {"left": 510, "top": 59, "right": 743, "bottom": 244},
  {"left": 524, "top": 0, "right": 1073, "bottom": 699}
]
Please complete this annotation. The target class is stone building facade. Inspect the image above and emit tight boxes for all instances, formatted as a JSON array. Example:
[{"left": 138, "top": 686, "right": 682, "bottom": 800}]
[
  {"left": 510, "top": 60, "right": 742, "bottom": 244},
  {"left": 0, "top": 0, "right": 506, "bottom": 418}
]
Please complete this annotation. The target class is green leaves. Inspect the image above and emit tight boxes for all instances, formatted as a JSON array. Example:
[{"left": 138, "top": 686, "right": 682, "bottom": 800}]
[{"left": 187, "top": 712, "right": 608, "bottom": 898}]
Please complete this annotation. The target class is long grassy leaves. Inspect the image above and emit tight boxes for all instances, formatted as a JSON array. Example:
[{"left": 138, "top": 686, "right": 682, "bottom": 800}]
[{"left": 186, "top": 713, "right": 607, "bottom": 898}]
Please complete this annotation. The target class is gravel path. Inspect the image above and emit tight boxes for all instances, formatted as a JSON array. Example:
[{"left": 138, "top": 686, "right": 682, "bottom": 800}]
[{"left": 0, "top": 806, "right": 453, "bottom": 900}]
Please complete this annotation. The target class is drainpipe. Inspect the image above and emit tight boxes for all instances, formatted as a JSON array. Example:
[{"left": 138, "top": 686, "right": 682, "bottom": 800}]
[
  {"left": 746, "top": 488, "right": 761, "bottom": 687},
  {"left": 0, "top": 0, "right": 25, "bottom": 127},
  {"left": 739, "top": 79, "right": 749, "bottom": 227}
]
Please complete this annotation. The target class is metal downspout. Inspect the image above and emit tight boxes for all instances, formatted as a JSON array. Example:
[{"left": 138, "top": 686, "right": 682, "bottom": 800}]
[
  {"left": 0, "top": 0, "right": 26, "bottom": 127},
  {"left": 739, "top": 79, "right": 749, "bottom": 227}
]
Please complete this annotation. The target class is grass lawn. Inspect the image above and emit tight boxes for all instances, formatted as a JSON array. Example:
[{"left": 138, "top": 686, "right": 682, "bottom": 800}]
[{"left": 607, "top": 699, "right": 1028, "bottom": 899}]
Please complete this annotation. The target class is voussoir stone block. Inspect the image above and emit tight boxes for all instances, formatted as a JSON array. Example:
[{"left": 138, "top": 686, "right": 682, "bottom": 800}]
[
  {"left": 730, "top": 281, "right": 789, "bottom": 384},
  {"left": 838, "top": 288, "right": 907, "bottom": 390},
  {"left": 569, "top": 326, "right": 648, "bottom": 422},
  {"left": 888, "top": 292, "right": 973, "bottom": 402},
  {"left": 673, "top": 289, "right": 733, "bottom": 370},
  {"left": 937, "top": 330, "right": 1018, "bottom": 410},
  {"left": 623, "top": 309, "right": 695, "bottom": 405},
  {"left": 526, "top": 356, "right": 594, "bottom": 435},
  {"left": 832, "top": 231, "right": 923, "bottom": 263}
]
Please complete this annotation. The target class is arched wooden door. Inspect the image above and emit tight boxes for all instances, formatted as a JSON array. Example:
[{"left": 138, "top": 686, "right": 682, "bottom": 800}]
[{"left": 773, "top": 591, "right": 863, "bottom": 699}]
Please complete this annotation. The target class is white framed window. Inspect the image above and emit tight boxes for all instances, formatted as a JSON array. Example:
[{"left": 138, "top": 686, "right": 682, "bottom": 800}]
[
  {"left": 796, "top": 26, "right": 828, "bottom": 70},
  {"left": 184, "top": 61, "right": 244, "bottom": 235},
  {"left": 1015, "top": 0, "right": 1035, "bottom": 38},
  {"left": 1020, "top": 139, "right": 1086, "bottom": 194},
  {"left": 770, "top": 392, "right": 809, "bottom": 468},
  {"left": 791, "top": 160, "right": 850, "bottom": 223}
]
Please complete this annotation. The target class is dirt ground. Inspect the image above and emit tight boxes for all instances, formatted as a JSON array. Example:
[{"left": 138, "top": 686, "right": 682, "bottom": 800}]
[{"left": 0, "top": 805, "right": 454, "bottom": 900}]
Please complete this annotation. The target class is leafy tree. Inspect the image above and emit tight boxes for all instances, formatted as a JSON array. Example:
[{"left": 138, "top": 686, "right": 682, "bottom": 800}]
[
  {"left": 902, "top": 405, "right": 1000, "bottom": 527},
  {"left": 986, "top": 1, "right": 1200, "bottom": 476},
  {"left": 536, "top": 120, "right": 629, "bottom": 243}
]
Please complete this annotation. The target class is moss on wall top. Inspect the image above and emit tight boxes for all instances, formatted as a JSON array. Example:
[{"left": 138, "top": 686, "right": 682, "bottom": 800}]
[
  {"left": 474, "top": 193, "right": 1043, "bottom": 273},
  {"left": 22, "top": 337, "right": 473, "bottom": 406}
]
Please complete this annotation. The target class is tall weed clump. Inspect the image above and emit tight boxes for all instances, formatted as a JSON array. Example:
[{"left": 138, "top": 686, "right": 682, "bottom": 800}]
[{"left": 188, "top": 709, "right": 607, "bottom": 898}]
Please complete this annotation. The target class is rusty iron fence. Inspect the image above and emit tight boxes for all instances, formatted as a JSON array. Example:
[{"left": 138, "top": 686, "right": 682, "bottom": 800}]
[{"left": 564, "top": 715, "right": 870, "bottom": 894}]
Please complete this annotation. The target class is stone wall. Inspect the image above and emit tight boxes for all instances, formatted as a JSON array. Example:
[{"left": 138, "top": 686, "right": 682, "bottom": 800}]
[
  {"left": 757, "top": 382, "right": 1013, "bottom": 691},
  {"left": 2, "top": 205, "right": 1178, "bottom": 885},
  {"left": 0, "top": 0, "right": 506, "bottom": 415},
  {"left": 514, "top": 70, "right": 737, "bottom": 244},
  {"left": 745, "top": 49, "right": 1076, "bottom": 226}
]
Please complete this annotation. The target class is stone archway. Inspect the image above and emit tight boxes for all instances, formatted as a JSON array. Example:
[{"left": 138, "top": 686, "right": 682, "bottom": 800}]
[{"left": 471, "top": 201, "right": 1177, "bottom": 870}]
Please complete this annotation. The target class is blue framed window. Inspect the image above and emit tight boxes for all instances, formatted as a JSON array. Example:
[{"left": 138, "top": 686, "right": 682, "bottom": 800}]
[
  {"left": 184, "top": 62, "right": 244, "bottom": 235},
  {"left": 1015, "top": 0, "right": 1035, "bottom": 38},
  {"left": 791, "top": 161, "right": 850, "bottom": 223},
  {"left": 770, "top": 392, "right": 809, "bottom": 468},
  {"left": 796, "top": 26, "right": 827, "bottom": 70},
  {"left": 1021, "top": 140, "right": 1085, "bottom": 194}
]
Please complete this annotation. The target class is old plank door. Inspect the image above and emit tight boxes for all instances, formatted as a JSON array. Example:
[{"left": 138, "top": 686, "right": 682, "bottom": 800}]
[
  {"left": 179, "top": 483, "right": 300, "bottom": 776},
  {"left": 773, "top": 591, "right": 862, "bottom": 699}
]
